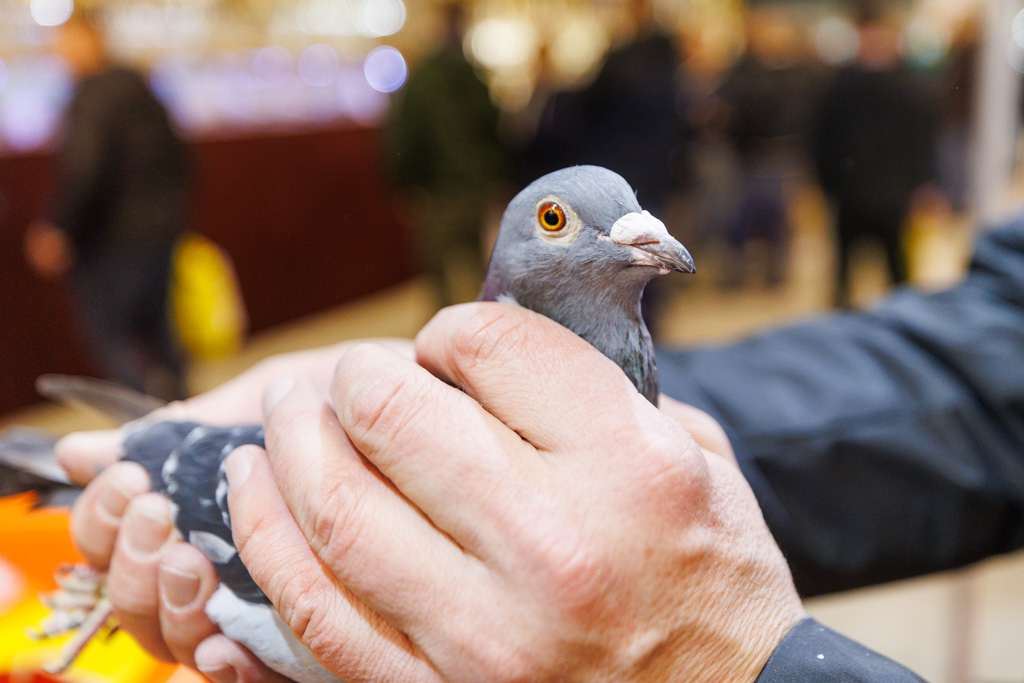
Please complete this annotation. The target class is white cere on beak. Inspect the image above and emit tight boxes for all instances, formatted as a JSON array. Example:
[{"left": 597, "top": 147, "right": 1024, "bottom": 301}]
[
  {"left": 608, "top": 211, "right": 671, "bottom": 247},
  {"left": 604, "top": 210, "right": 695, "bottom": 273}
]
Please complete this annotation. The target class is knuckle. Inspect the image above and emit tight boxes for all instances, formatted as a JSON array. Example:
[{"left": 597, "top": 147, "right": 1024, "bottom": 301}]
[
  {"left": 264, "top": 392, "right": 312, "bottom": 438},
  {"left": 451, "top": 306, "right": 528, "bottom": 375},
  {"left": 467, "top": 637, "right": 534, "bottom": 683},
  {"left": 344, "top": 363, "right": 430, "bottom": 447},
  {"left": 108, "top": 564, "right": 159, "bottom": 617},
  {"left": 306, "top": 471, "right": 371, "bottom": 563},
  {"left": 271, "top": 567, "right": 333, "bottom": 643},
  {"left": 638, "top": 430, "right": 713, "bottom": 512},
  {"left": 71, "top": 494, "right": 116, "bottom": 568},
  {"left": 530, "top": 523, "right": 604, "bottom": 617},
  {"left": 231, "top": 500, "right": 281, "bottom": 567}
]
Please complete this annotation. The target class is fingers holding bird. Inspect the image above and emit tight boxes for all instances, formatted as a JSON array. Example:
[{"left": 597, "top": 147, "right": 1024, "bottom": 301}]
[
  {"left": 106, "top": 493, "right": 178, "bottom": 662},
  {"left": 224, "top": 440, "right": 443, "bottom": 683},
  {"left": 249, "top": 380, "right": 488, "bottom": 670},
  {"left": 414, "top": 302, "right": 650, "bottom": 455},
  {"left": 70, "top": 461, "right": 151, "bottom": 568},
  {"left": 157, "top": 542, "right": 222, "bottom": 669},
  {"left": 328, "top": 342, "right": 539, "bottom": 554}
]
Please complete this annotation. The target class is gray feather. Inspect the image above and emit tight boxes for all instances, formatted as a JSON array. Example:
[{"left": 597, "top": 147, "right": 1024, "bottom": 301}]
[
  {"left": 36, "top": 374, "right": 166, "bottom": 425},
  {"left": 0, "top": 427, "right": 79, "bottom": 506},
  {"left": 0, "top": 427, "right": 66, "bottom": 483}
]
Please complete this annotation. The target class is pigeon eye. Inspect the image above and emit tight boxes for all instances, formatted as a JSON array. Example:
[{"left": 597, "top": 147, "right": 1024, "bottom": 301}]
[{"left": 538, "top": 203, "right": 566, "bottom": 232}]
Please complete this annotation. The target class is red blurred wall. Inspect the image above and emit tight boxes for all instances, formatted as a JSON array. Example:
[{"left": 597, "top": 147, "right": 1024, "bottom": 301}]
[{"left": 0, "top": 124, "right": 415, "bottom": 415}]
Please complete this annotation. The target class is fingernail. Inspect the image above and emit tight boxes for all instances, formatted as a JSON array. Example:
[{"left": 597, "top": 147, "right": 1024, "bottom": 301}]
[
  {"left": 124, "top": 497, "right": 172, "bottom": 558},
  {"left": 161, "top": 564, "right": 200, "bottom": 609},
  {"left": 262, "top": 377, "right": 294, "bottom": 416},
  {"left": 198, "top": 664, "right": 237, "bottom": 683},
  {"left": 225, "top": 447, "right": 251, "bottom": 491},
  {"left": 99, "top": 465, "right": 150, "bottom": 522}
]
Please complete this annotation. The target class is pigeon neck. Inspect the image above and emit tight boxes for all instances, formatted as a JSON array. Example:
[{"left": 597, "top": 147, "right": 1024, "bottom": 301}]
[
  {"left": 484, "top": 276, "right": 659, "bottom": 405},
  {"left": 565, "top": 285, "right": 659, "bottom": 406}
]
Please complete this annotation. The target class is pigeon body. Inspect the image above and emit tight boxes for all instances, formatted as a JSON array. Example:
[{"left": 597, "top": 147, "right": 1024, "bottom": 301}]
[{"left": 2, "top": 166, "right": 693, "bottom": 682}]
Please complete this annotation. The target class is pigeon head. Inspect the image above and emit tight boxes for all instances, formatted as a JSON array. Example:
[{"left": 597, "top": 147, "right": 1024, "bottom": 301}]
[{"left": 481, "top": 165, "right": 695, "bottom": 405}]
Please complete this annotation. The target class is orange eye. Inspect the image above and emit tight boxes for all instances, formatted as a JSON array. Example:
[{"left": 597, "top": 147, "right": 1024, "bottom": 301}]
[{"left": 538, "top": 203, "right": 566, "bottom": 232}]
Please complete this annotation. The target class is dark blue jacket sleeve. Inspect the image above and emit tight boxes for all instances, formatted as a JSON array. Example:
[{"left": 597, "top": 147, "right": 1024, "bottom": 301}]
[
  {"left": 657, "top": 218, "right": 1024, "bottom": 680},
  {"left": 755, "top": 617, "right": 926, "bottom": 682},
  {"left": 658, "top": 217, "right": 1024, "bottom": 596}
]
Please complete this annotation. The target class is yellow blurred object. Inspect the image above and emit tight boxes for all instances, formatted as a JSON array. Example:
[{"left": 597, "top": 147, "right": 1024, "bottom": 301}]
[
  {"left": 905, "top": 202, "right": 968, "bottom": 290},
  {"left": 0, "top": 495, "right": 192, "bottom": 682},
  {"left": 172, "top": 234, "right": 248, "bottom": 360}
]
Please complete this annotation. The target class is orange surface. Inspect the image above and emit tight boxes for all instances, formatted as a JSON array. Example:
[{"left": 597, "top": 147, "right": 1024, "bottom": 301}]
[{"left": 0, "top": 494, "right": 199, "bottom": 683}]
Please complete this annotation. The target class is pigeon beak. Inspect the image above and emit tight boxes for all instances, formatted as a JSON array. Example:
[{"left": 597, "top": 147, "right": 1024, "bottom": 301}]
[{"left": 608, "top": 211, "right": 696, "bottom": 274}]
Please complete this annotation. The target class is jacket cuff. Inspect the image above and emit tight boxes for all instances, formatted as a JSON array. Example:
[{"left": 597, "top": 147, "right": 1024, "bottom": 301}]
[{"left": 755, "top": 617, "right": 927, "bottom": 682}]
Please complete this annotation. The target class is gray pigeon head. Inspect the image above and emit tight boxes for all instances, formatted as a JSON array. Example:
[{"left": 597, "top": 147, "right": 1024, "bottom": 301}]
[{"left": 481, "top": 165, "right": 694, "bottom": 404}]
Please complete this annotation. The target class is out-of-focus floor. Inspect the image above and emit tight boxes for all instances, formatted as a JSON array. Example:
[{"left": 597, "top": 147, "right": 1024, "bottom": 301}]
[{"left": 2, "top": 193, "right": 1022, "bottom": 682}]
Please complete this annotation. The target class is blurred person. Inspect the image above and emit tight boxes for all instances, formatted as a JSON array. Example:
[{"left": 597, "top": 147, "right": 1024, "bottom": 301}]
[
  {"left": 509, "top": 45, "right": 586, "bottom": 188},
  {"left": 811, "top": 4, "right": 939, "bottom": 308},
  {"left": 24, "top": 13, "right": 189, "bottom": 400},
  {"left": 715, "top": 8, "right": 819, "bottom": 288},
  {"left": 387, "top": 3, "right": 510, "bottom": 308},
  {"left": 937, "top": 15, "right": 979, "bottom": 213},
  {"left": 677, "top": 27, "right": 742, "bottom": 254},
  {"left": 578, "top": 0, "right": 690, "bottom": 336}
]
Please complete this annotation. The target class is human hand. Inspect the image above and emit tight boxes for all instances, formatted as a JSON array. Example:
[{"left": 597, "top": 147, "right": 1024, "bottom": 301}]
[
  {"left": 24, "top": 221, "right": 73, "bottom": 278},
  {"left": 224, "top": 302, "right": 805, "bottom": 681},
  {"left": 55, "top": 338, "right": 415, "bottom": 484},
  {"left": 58, "top": 339, "right": 413, "bottom": 678}
]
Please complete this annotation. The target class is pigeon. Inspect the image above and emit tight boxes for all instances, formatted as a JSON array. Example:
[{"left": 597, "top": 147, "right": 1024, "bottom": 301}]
[
  {"left": 1, "top": 165, "right": 694, "bottom": 681},
  {"left": 482, "top": 165, "right": 694, "bottom": 404}
]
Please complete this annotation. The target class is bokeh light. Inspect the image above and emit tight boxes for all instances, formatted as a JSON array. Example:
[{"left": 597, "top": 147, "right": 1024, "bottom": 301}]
[
  {"left": 814, "top": 16, "right": 859, "bottom": 66},
  {"left": 550, "top": 17, "right": 607, "bottom": 80},
  {"left": 1011, "top": 9, "right": 1024, "bottom": 74},
  {"left": 30, "top": 0, "right": 73, "bottom": 27},
  {"left": 902, "top": 16, "right": 950, "bottom": 68},
  {"left": 363, "top": 45, "right": 406, "bottom": 93},
  {"left": 297, "top": 0, "right": 352, "bottom": 36},
  {"left": 251, "top": 45, "right": 293, "bottom": 87},
  {"left": 359, "top": 0, "right": 405, "bottom": 38},
  {"left": 468, "top": 18, "right": 538, "bottom": 70},
  {"left": 298, "top": 44, "right": 340, "bottom": 87},
  {"left": 0, "top": 56, "right": 71, "bottom": 150}
]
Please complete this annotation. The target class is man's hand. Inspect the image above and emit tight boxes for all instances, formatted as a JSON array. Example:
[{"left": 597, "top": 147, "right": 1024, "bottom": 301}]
[
  {"left": 225, "top": 303, "right": 805, "bottom": 681},
  {"left": 58, "top": 339, "right": 413, "bottom": 680}
]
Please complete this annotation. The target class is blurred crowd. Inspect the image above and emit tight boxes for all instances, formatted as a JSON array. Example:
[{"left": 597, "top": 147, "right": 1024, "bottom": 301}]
[
  {"left": 385, "top": 0, "right": 986, "bottom": 319},
  {"left": 13, "top": 0, "right": 1001, "bottom": 388}
]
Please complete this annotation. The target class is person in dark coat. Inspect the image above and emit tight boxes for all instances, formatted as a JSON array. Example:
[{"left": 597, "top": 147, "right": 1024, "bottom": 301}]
[
  {"left": 812, "top": 8, "right": 939, "bottom": 308},
  {"left": 25, "top": 14, "right": 189, "bottom": 399},
  {"left": 716, "top": 8, "right": 819, "bottom": 288},
  {"left": 577, "top": 0, "right": 688, "bottom": 336},
  {"left": 387, "top": 4, "right": 510, "bottom": 307}
]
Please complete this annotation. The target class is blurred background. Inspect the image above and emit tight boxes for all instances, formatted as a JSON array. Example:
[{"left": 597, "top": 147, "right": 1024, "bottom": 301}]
[{"left": 1, "top": 0, "right": 1024, "bottom": 680}]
